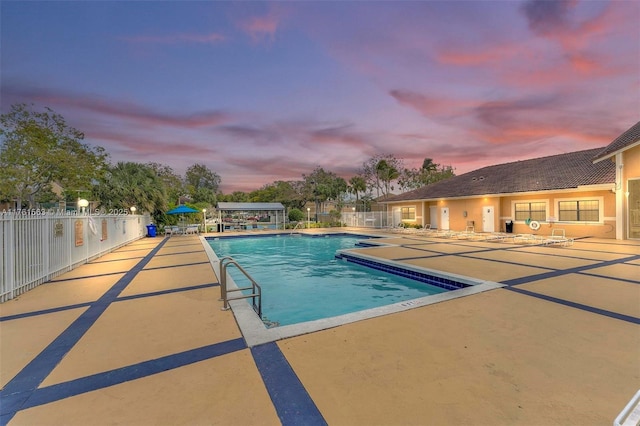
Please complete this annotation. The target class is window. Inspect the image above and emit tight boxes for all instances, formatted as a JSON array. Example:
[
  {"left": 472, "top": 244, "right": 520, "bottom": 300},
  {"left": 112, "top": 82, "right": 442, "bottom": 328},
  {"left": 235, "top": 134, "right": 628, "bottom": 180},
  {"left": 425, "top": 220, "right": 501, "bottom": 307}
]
[
  {"left": 401, "top": 207, "right": 415, "bottom": 220},
  {"left": 558, "top": 200, "right": 599, "bottom": 222},
  {"left": 514, "top": 202, "right": 546, "bottom": 221}
]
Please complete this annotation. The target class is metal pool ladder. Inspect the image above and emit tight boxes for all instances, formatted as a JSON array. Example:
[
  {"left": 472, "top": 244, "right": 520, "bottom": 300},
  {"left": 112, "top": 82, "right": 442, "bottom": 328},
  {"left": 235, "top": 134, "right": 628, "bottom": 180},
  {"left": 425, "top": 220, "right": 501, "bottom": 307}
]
[
  {"left": 218, "top": 256, "right": 262, "bottom": 318},
  {"left": 290, "top": 221, "right": 304, "bottom": 235}
]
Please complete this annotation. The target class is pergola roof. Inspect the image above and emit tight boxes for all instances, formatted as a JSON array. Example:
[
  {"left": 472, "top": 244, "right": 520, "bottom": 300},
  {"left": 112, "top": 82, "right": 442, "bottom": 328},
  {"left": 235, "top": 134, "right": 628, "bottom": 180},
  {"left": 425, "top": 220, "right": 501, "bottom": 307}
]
[{"left": 216, "top": 202, "right": 285, "bottom": 211}]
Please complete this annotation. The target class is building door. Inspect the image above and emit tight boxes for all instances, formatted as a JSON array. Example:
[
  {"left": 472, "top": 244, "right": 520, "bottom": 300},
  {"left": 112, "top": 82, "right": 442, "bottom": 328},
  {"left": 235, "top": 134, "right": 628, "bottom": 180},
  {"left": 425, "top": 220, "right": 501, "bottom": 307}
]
[
  {"left": 441, "top": 207, "right": 450, "bottom": 230},
  {"left": 483, "top": 206, "right": 495, "bottom": 233},
  {"left": 430, "top": 206, "right": 438, "bottom": 229}
]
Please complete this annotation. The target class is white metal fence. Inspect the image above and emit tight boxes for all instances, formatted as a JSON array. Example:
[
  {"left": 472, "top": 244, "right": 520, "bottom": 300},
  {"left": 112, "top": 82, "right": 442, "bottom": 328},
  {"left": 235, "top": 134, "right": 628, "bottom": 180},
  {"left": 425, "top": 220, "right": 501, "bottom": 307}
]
[
  {"left": 0, "top": 211, "right": 151, "bottom": 302},
  {"left": 340, "top": 211, "right": 391, "bottom": 228}
]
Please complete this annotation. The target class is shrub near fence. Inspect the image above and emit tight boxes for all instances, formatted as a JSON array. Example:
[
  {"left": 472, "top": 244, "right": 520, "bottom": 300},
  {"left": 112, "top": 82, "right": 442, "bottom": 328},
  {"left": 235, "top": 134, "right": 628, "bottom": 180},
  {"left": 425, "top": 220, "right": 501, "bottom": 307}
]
[{"left": 0, "top": 211, "right": 151, "bottom": 302}]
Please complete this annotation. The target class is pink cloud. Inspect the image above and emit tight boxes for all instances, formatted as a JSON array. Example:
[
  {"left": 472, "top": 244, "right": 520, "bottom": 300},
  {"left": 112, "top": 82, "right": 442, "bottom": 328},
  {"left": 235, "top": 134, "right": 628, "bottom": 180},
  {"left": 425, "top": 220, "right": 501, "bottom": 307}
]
[
  {"left": 436, "top": 44, "right": 521, "bottom": 67},
  {"left": 238, "top": 14, "right": 280, "bottom": 43},
  {"left": 119, "top": 32, "right": 226, "bottom": 45},
  {"left": 389, "top": 90, "right": 476, "bottom": 118},
  {"left": 3, "top": 86, "right": 231, "bottom": 129}
]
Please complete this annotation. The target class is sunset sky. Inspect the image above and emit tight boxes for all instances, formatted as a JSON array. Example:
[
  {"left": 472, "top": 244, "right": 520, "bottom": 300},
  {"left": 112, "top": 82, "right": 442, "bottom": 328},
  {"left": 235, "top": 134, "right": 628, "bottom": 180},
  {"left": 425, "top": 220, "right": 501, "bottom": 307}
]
[{"left": 2, "top": 1, "right": 639, "bottom": 193}]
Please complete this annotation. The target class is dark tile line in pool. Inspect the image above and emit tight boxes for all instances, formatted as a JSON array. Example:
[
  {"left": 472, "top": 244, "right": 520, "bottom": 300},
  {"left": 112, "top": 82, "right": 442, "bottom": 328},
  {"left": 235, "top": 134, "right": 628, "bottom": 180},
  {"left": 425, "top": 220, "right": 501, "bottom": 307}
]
[{"left": 335, "top": 253, "right": 469, "bottom": 291}]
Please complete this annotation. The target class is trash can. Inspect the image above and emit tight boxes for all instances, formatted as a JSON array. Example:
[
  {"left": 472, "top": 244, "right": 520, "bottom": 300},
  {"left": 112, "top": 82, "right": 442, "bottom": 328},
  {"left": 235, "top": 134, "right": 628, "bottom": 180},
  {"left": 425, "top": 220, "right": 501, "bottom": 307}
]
[
  {"left": 146, "top": 224, "right": 157, "bottom": 237},
  {"left": 505, "top": 220, "right": 513, "bottom": 233}
]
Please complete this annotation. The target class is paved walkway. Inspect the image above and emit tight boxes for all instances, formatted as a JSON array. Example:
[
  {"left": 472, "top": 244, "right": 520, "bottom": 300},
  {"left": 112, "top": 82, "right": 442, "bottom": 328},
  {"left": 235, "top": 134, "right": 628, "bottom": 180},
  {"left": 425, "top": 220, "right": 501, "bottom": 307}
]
[{"left": 1, "top": 231, "right": 638, "bottom": 425}]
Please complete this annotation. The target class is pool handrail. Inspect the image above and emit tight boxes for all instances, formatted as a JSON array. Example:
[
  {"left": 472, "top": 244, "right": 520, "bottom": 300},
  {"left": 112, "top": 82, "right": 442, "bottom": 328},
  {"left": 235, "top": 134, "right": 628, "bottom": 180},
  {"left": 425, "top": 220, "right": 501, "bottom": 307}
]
[{"left": 219, "top": 256, "right": 262, "bottom": 318}]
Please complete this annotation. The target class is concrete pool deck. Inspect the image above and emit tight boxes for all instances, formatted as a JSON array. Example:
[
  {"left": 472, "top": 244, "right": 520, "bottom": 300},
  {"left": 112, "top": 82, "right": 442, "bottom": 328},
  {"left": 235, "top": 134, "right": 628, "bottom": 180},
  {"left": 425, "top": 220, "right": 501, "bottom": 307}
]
[{"left": 1, "top": 229, "right": 638, "bottom": 425}]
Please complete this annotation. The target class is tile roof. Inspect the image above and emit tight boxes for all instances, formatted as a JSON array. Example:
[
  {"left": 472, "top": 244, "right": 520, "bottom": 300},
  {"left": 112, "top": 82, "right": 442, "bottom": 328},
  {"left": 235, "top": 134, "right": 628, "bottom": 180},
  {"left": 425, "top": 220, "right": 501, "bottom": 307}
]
[
  {"left": 385, "top": 148, "right": 615, "bottom": 202},
  {"left": 592, "top": 121, "right": 640, "bottom": 162}
]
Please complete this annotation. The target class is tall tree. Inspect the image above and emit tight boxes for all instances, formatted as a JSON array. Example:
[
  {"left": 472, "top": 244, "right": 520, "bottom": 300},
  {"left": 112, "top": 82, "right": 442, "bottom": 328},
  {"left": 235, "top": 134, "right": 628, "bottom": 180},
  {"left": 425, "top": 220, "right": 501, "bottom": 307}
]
[
  {"left": 184, "top": 163, "right": 220, "bottom": 204},
  {"left": 360, "top": 154, "right": 403, "bottom": 198},
  {"left": 93, "top": 162, "right": 166, "bottom": 215},
  {"left": 0, "top": 103, "right": 108, "bottom": 208},
  {"left": 375, "top": 159, "right": 400, "bottom": 200},
  {"left": 303, "top": 167, "right": 348, "bottom": 220},
  {"left": 397, "top": 158, "right": 455, "bottom": 191},
  {"left": 348, "top": 175, "right": 367, "bottom": 211},
  {"left": 147, "top": 162, "right": 185, "bottom": 205}
]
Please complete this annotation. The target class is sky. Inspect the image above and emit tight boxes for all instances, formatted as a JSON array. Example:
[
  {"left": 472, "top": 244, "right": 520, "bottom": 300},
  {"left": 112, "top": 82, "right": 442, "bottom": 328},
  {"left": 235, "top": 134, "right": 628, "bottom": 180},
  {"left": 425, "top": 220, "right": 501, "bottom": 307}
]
[{"left": 2, "top": 1, "right": 639, "bottom": 193}]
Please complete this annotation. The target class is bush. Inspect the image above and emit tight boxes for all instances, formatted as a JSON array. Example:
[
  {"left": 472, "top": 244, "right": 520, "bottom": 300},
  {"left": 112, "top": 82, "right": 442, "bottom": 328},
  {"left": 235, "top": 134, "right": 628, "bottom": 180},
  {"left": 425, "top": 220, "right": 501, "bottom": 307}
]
[{"left": 289, "top": 208, "right": 304, "bottom": 222}]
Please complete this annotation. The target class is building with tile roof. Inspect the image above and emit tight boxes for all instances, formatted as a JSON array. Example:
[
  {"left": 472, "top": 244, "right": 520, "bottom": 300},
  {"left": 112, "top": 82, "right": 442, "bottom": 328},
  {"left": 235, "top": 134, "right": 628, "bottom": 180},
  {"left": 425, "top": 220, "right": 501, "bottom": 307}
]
[
  {"left": 382, "top": 121, "right": 640, "bottom": 240},
  {"left": 592, "top": 121, "right": 640, "bottom": 239}
]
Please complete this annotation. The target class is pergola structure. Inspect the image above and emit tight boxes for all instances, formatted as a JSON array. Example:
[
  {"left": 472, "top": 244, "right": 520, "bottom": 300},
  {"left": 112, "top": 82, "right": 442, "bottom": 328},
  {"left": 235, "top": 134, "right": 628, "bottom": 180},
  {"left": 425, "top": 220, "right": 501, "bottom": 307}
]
[{"left": 215, "top": 202, "right": 286, "bottom": 230}]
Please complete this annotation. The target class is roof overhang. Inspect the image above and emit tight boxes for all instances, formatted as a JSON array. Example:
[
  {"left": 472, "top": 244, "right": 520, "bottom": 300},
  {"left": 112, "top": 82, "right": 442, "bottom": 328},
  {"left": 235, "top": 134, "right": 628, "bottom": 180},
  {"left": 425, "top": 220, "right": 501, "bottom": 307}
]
[
  {"left": 216, "top": 202, "right": 285, "bottom": 211},
  {"left": 382, "top": 185, "right": 615, "bottom": 204},
  {"left": 592, "top": 140, "right": 640, "bottom": 164}
]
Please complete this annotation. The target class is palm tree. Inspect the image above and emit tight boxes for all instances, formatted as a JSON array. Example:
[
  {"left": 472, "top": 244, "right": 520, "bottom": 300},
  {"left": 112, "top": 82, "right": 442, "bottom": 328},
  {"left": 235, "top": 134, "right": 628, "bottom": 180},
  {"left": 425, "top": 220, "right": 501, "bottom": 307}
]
[
  {"left": 375, "top": 159, "right": 399, "bottom": 199},
  {"left": 348, "top": 175, "right": 367, "bottom": 211},
  {"left": 93, "top": 162, "right": 166, "bottom": 214}
]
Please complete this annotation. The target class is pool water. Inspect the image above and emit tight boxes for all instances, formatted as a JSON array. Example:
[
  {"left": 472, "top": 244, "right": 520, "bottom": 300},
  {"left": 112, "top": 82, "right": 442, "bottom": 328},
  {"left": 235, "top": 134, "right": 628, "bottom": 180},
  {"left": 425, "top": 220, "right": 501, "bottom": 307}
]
[{"left": 207, "top": 234, "right": 447, "bottom": 327}]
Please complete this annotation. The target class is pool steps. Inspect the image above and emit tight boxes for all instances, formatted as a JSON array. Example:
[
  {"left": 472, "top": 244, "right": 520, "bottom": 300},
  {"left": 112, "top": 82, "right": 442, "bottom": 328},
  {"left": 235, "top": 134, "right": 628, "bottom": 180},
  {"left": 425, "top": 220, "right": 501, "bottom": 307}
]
[{"left": 334, "top": 252, "right": 469, "bottom": 291}]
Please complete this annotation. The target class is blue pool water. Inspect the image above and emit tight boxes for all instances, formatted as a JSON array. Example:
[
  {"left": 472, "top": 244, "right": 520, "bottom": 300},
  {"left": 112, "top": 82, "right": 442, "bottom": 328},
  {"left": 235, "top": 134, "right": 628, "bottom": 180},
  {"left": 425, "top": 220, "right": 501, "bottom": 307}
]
[{"left": 207, "top": 234, "right": 448, "bottom": 327}]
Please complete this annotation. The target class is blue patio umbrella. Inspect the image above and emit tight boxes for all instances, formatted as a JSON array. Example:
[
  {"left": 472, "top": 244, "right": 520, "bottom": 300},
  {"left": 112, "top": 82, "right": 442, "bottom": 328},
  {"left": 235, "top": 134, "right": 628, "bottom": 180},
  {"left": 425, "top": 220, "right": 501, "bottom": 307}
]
[{"left": 166, "top": 205, "right": 199, "bottom": 215}]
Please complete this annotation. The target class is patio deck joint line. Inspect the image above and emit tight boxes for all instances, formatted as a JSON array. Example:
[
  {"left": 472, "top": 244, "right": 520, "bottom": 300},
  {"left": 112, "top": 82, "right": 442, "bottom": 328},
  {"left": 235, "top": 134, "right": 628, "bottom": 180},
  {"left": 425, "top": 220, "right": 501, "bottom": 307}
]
[
  {"left": 10, "top": 338, "right": 247, "bottom": 413},
  {"left": 154, "top": 250, "right": 205, "bottom": 257},
  {"left": 48, "top": 271, "right": 126, "bottom": 282},
  {"left": 116, "top": 283, "right": 219, "bottom": 301},
  {"left": 0, "top": 303, "right": 91, "bottom": 322},
  {"left": 90, "top": 256, "right": 146, "bottom": 264},
  {"left": 251, "top": 342, "right": 327, "bottom": 426},
  {"left": 143, "top": 261, "right": 210, "bottom": 271},
  {"left": 502, "top": 254, "right": 640, "bottom": 286},
  {"left": 505, "top": 286, "right": 640, "bottom": 324},
  {"left": 0, "top": 284, "right": 219, "bottom": 322},
  {"left": 0, "top": 239, "right": 168, "bottom": 424},
  {"left": 577, "top": 271, "right": 640, "bottom": 285}
]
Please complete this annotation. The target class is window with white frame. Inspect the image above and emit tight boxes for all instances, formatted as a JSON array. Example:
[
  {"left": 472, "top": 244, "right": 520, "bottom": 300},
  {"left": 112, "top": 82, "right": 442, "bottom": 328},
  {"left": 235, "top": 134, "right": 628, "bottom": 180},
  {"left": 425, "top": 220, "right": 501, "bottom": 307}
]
[
  {"left": 401, "top": 207, "right": 416, "bottom": 220},
  {"left": 514, "top": 201, "right": 546, "bottom": 221},
  {"left": 558, "top": 199, "right": 600, "bottom": 222}
]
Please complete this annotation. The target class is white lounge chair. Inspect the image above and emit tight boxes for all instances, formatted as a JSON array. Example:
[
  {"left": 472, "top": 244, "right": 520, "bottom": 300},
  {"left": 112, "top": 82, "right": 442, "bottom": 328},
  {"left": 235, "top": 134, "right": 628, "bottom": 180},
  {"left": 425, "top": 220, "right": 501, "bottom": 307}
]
[
  {"left": 513, "top": 233, "right": 544, "bottom": 244},
  {"left": 542, "top": 229, "right": 574, "bottom": 247},
  {"left": 164, "top": 226, "right": 179, "bottom": 236},
  {"left": 454, "top": 226, "right": 476, "bottom": 240},
  {"left": 184, "top": 225, "right": 199, "bottom": 235}
]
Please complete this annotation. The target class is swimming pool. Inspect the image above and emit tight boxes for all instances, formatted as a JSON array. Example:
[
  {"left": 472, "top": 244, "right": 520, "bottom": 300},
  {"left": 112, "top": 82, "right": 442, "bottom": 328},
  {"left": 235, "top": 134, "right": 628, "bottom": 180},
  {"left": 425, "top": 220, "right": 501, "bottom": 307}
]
[
  {"left": 207, "top": 234, "right": 456, "bottom": 326},
  {"left": 203, "top": 232, "right": 503, "bottom": 346}
]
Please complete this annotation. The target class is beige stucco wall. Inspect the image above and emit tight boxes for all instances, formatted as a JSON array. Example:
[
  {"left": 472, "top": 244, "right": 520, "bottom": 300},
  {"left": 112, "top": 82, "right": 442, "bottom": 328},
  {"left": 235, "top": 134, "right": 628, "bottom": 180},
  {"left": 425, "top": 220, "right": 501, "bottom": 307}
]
[
  {"left": 500, "top": 190, "right": 616, "bottom": 238},
  {"left": 623, "top": 145, "right": 640, "bottom": 239},
  {"left": 623, "top": 146, "right": 640, "bottom": 179},
  {"left": 389, "top": 188, "right": 617, "bottom": 238}
]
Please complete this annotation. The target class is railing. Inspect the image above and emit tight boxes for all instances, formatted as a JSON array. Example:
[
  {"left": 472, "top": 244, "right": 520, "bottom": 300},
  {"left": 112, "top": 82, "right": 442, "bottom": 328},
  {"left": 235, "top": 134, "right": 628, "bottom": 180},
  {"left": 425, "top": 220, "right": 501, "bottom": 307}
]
[
  {"left": 218, "top": 256, "right": 262, "bottom": 317},
  {"left": 340, "top": 211, "right": 390, "bottom": 228},
  {"left": 289, "top": 221, "right": 304, "bottom": 234},
  {"left": 0, "top": 211, "right": 150, "bottom": 302}
]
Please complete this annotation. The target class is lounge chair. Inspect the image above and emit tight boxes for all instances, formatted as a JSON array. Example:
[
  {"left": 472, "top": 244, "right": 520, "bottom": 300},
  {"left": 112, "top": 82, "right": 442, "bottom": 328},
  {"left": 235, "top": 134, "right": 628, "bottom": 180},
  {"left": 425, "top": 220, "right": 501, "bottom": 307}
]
[
  {"left": 483, "top": 232, "right": 510, "bottom": 242},
  {"left": 164, "top": 226, "right": 179, "bottom": 236},
  {"left": 454, "top": 226, "right": 476, "bottom": 240},
  {"left": 184, "top": 225, "right": 199, "bottom": 235},
  {"left": 513, "top": 233, "right": 544, "bottom": 244},
  {"left": 542, "top": 229, "right": 574, "bottom": 247},
  {"left": 433, "top": 229, "right": 456, "bottom": 238}
]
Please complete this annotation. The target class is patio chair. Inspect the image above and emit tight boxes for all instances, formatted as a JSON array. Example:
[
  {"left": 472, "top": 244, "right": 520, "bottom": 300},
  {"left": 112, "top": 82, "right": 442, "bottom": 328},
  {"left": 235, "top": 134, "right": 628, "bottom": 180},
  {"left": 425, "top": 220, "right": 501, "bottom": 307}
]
[
  {"left": 513, "top": 233, "right": 544, "bottom": 244},
  {"left": 483, "top": 232, "right": 510, "bottom": 242},
  {"left": 184, "top": 225, "right": 199, "bottom": 235},
  {"left": 454, "top": 226, "right": 476, "bottom": 240},
  {"left": 164, "top": 226, "right": 179, "bottom": 236},
  {"left": 542, "top": 229, "right": 574, "bottom": 247}
]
